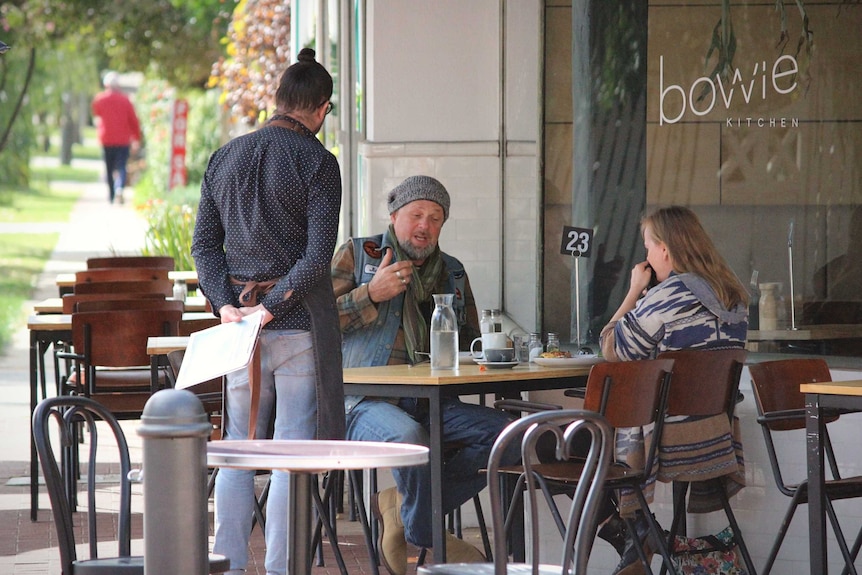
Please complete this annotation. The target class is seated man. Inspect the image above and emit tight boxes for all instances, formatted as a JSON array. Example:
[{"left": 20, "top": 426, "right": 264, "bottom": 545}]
[{"left": 331, "top": 175, "right": 517, "bottom": 575}]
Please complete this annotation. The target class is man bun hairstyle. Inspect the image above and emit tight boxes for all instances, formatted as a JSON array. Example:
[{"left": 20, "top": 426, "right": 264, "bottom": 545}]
[{"left": 275, "top": 48, "right": 333, "bottom": 113}]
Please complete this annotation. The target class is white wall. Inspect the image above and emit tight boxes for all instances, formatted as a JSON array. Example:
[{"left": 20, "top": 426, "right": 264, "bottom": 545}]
[
  {"left": 366, "top": 0, "right": 500, "bottom": 143},
  {"left": 359, "top": 0, "right": 542, "bottom": 324}
]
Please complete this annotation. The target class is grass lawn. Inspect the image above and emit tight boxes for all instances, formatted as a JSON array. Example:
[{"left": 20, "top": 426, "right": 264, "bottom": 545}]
[
  {"left": 0, "top": 149, "right": 98, "bottom": 350},
  {"left": 0, "top": 234, "right": 60, "bottom": 347},
  {"left": 0, "top": 185, "right": 81, "bottom": 223}
]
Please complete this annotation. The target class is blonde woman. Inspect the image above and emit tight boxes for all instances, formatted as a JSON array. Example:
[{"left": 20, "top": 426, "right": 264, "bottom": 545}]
[{"left": 599, "top": 205, "right": 749, "bottom": 575}]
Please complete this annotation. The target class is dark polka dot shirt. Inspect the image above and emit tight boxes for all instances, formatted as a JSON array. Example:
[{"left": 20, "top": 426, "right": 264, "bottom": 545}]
[{"left": 192, "top": 120, "right": 342, "bottom": 330}]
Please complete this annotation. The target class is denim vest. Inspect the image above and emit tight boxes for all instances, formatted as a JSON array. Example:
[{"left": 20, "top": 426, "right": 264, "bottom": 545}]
[{"left": 342, "top": 233, "right": 469, "bottom": 412}]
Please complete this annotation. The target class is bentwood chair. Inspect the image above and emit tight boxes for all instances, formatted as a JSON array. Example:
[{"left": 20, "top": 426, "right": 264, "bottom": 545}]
[
  {"left": 33, "top": 395, "right": 229, "bottom": 575},
  {"left": 749, "top": 358, "right": 862, "bottom": 575},
  {"left": 503, "top": 359, "right": 677, "bottom": 574},
  {"left": 655, "top": 348, "right": 757, "bottom": 575},
  {"left": 418, "top": 409, "right": 614, "bottom": 575}
]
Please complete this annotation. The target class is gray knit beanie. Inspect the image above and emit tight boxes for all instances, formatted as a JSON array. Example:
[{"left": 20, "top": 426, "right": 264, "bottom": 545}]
[{"left": 386, "top": 176, "right": 450, "bottom": 221}]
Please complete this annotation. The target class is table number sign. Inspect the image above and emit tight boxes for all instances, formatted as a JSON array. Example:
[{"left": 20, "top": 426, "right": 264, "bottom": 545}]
[{"left": 560, "top": 226, "right": 594, "bottom": 258}]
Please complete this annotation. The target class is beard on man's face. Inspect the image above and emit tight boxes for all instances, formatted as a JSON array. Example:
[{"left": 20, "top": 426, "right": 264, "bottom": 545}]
[{"left": 398, "top": 237, "right": 437, "bottom": 261}]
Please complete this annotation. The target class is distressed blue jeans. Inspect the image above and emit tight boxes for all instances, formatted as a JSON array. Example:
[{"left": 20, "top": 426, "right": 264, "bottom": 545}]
[
  {"left": 213, "top": 329, "right": 317, "bottom": 575},
  {"left": 345, "top": 397, "right": 518, "bottom": 548}
]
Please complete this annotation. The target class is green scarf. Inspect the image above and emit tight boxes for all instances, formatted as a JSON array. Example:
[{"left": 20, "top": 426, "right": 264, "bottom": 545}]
[{"left": 388, "top": 224, "right": 444, "bottom": 364}]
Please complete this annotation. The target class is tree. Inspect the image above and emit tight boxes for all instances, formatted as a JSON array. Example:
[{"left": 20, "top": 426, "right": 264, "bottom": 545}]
[
  {"left": 208, "top": 0, "right": 291, "bottom": 126},
  {"left": 0, "top": 0, "right": 233, "bottom": 161}
]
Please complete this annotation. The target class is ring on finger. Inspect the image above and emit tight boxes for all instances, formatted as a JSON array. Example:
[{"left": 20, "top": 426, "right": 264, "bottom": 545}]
[
  {"left": 399, "top": 277, "right": 407, "bottom": 286},
  {"left": 395, "top": 270, "right": 403, "bottom": 279}
]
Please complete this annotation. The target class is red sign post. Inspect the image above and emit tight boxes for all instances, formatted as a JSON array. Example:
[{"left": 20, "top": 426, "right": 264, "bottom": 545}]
[{"left": 168, "top": 99, "right": 189, "bottom": 190}]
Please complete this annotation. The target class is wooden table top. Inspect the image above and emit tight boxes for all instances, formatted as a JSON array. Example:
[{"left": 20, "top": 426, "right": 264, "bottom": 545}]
[
  {"left": 748, "top": 324, "right": 862, "bottom": 341},
  {"left": 145, "top": 337, "right": 597, "bottom": 383},
  {"left": 147, "top": 336, "right": 191, "bottom": 355},
  {"left": 31, "top": 312, "right": 215, "bottom": 332},
  {"left": 800, "top": 379, "right": 862, "bottom": 397},
  {"left": 33, "top": 295, "right": 208, "bottom": 314},
  {"left": 342, "top": 361, "right": 594, "bottom": 385},
  {"left": 56, "top": 269, "right": 198, "bottom": 287}
]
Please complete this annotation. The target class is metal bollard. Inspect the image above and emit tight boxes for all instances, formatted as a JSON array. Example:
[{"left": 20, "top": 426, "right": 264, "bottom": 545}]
[{"left": 138, "top": 388, "right": 213, "bottom": 575}]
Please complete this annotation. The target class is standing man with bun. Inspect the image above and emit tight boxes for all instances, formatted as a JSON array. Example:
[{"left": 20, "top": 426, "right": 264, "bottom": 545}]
[
  {"left": 192, "top": 48, "right": 344, "bottom": 575},
  {"left": 91, "top": 71, "right": 141, "bottom": 204}
]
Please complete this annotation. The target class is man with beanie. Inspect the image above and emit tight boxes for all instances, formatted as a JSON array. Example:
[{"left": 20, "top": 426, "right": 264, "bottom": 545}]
[{"left": 331, "top": 175, "right": 517, "bottom": 574}]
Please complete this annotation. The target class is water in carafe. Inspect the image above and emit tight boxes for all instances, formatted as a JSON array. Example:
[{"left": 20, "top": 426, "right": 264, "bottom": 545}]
[{"left": 430, "top": 293, "right": 459, "bottom": 369}]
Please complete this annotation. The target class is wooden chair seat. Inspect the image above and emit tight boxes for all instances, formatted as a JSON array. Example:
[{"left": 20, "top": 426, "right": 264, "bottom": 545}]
[
  {"left": 75, "top": 267, "right": 170, "bottom": 283},
  {"left": 74, "top": 298, "right": 182, "bottom": 314},
  {"left": 87, "top": 255, "right": 175, "bottom": 270},
  {"left": 62, "top": 292, "right": 165, "bottom": 313},
  {"left": 73, "top": 279, "right": 174, "bottom": 297}
]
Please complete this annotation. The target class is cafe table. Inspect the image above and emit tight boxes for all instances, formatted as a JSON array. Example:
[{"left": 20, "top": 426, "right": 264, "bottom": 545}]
[
  {"left": 802, "top": 378, "right": 862, "bottom": 574},
  {"left": 746, "top": 324, "right": 862, "bottom": 353},
  {"left": 208, "top": 439, "right": 428, "bottom": 575},
  {"left": 27, "top": 312, "right": 217, "bottom": 520},
  {"left": 55, "top": 269, "right": 199, "bottom": 295},
  {"left": 342, "top": 360, "right": 593, "bottom": 562},
  {"left": 33, "top": 295, "right": 209, "bottom": 314},
  {"left": 144, "top": 338, "right": 596, "bottom": 562}
]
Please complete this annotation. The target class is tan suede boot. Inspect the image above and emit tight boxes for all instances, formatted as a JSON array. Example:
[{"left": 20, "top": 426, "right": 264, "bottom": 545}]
[
  {"left": 440, "top": 533, "right": 486, "bottom": 563},
  {"left": 371, "top": 487, "right": 407, "bottom": 575}
]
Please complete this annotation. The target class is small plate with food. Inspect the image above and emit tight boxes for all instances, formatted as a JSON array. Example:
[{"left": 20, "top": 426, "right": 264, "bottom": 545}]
[{"left": 532, "top": 350, "right": 604, "bottom": 367}]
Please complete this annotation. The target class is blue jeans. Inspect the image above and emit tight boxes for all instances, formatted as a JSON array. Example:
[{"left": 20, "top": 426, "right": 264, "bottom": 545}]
[
  {"left": 213, "top": 330, "right": 317, "bottom": 575},
  {"left": 345, "top": 397, "right": 517, "bottom": 548},
  {"left": 102, "top": 145, "right": 130, "bottom": 202}
]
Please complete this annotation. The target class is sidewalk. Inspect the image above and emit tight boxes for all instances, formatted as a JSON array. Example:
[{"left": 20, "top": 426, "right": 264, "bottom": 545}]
[{"left": 0, "top": 171, "right": 373, "bottom": 574}]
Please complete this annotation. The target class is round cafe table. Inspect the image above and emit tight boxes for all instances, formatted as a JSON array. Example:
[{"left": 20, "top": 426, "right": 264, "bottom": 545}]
[{"left": 207, "top": 439, "right": 429, "bottom": 575}]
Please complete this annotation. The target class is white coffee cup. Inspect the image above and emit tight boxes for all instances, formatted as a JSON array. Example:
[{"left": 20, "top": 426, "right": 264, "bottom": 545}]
[{"left": 470, "top": 332, "right": 509, "bottom": 358}]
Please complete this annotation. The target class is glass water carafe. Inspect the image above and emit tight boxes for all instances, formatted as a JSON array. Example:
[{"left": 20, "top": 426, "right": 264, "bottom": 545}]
[{"left": 430, "top": 293, "right": 459, "bottom": 369}]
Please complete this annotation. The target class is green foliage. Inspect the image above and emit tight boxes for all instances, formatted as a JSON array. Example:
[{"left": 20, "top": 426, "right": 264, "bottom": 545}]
[
  {"left": 132, "top": 79, "right": 225, "bottom": 273},
  {"left": 0, "top": 37, "right": 35, "bottom": 186},
  {"left": 1, "top": 0, "right": 234, "bottom": 89},
  {"left": 140, "top": 186, "right": 199, "bottom": 271},
  {"left": 0, "top": 184, "right": 80, "bottom": 223},
  {"left": 0, "top": 233, "right": 59, "bottom": 350},
  {"left": 209, "top": 0, "right": 291, "bottom": 125}
]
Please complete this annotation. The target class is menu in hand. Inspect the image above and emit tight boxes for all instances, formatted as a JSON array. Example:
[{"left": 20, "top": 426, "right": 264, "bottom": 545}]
[{"left": 174, "top": 310, "right": 264, "bottom": 390}]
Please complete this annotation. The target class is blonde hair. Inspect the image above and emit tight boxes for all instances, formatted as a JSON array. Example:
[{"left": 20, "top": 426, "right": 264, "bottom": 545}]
[{"left": 642, "top": 206, "right": 749, "bottom": 309}]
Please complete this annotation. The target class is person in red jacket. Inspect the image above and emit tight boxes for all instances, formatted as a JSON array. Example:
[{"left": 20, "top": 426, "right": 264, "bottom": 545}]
[{"left": 91, "top": 72, "right": 141, "bottom": 204}]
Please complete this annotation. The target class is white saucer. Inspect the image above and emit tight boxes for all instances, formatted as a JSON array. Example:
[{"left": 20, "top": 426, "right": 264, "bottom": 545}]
[
  {"left": 476, "top": 360, "right": 520, "bottom": 369},
  {"left": 532, "top": 355, "right": 603, "bottom": 367}
]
